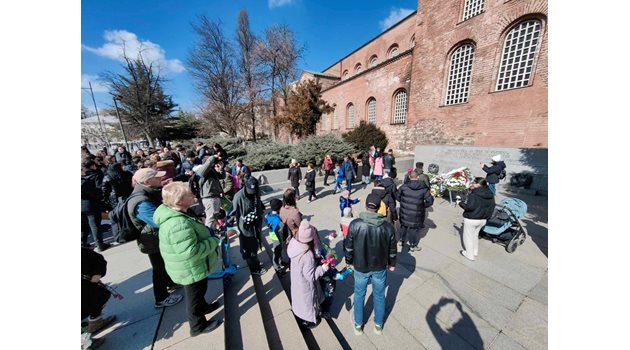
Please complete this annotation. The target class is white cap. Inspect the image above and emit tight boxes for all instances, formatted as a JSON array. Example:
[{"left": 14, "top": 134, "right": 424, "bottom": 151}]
[{"left": 491, "top": 155, "right": 501, "bottom": 162}]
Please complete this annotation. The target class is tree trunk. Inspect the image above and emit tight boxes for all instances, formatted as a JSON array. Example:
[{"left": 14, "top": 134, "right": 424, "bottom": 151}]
[{"left": 144, "top": 131, "right": 154, "bottom": 148}]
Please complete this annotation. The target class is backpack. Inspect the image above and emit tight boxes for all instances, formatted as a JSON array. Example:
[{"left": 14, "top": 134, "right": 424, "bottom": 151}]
[
  {"left": 109, "top": 192, "right": 144, "bottom": 242},
  {"left": 499, "top": 169, "right": 507, "bottom": 181}
]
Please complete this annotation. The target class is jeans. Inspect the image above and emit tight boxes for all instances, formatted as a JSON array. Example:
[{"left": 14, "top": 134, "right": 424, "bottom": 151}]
[
  {"left": 81, "top": 211, "right": 104, "bottom": 247},
  {"left": 353, "top": 269, "right": 387, "bottom": 327},
  {"left": 488, "top": 183, "right": 497, "bottom": 196},
  {"left": 333, "top": 181, "right": 342, "bottom": 193},
  {"left": 374, "top": 175, "right": 383, "bottom": 182},
  {"left": 345, "top": 178, "right": 352, "bottom": 192}
]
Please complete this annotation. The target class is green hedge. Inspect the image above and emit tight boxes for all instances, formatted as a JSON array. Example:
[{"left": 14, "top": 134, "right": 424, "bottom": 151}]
[
  {"left": 242, "top": 140, "right": 293, "bottom": 171},
  {"left": 291, "top": 134, "right": 357, "bottom": 166}
]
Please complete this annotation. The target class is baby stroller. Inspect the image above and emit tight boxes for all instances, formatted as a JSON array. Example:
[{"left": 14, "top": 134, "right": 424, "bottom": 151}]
[
  {"left": 207, "top": 209, "right": 239, "bottom": 286},
  {"left": 481, "top": 198, "right": 528, "bottom": 253}
]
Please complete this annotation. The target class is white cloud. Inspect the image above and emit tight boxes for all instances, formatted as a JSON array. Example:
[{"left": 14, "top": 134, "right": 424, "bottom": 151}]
[
  {"left": 268, "top": 0, "right": 294, "bottom": 9},
  {"left": 82, "top": 30, "right": 185, "bottom": 74},
  {"left": 379, "top": 8, "right": 414, "bottom": 31},
  {"left": 81, "top": 74, "right": 109, "bottom": 92}
]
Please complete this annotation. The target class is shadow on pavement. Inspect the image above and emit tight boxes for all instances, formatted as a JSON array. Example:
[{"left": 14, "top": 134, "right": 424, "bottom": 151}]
[{"left": 426, "top": 297, "right": 484, "bottom": 350}]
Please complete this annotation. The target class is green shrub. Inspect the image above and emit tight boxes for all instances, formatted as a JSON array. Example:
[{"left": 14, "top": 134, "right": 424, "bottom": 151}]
[
  {"left": 194, "top": 137, "right": 247, "bottom": 161},
  {"left": 291, "top": 134, "right": 357, "bottom": 166},
  {"left": 342, "top": 121, "right": 389, "bottom": 153},
  {"left": 242, "top": 140, "right": 293, "bottom": 171}
]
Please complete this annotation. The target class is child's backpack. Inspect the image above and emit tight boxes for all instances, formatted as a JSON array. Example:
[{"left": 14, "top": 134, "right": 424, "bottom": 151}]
[
  {"left": 188, "top": 174, "right": 201, "bottom": 198},
  {"left": 499, "top": 168, "right": 507, "bottom": 181},
  {"left": 109, "top": 192, "right": 144, "bottom": 242}
]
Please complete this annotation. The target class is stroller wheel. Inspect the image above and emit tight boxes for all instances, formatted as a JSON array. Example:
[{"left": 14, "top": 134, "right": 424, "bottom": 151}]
[
  {"left": 506, "top": 235, "right": 519, "bottom": 253},
  {"left": 518, "top": 233, "right": 526, "bottom": 246}
]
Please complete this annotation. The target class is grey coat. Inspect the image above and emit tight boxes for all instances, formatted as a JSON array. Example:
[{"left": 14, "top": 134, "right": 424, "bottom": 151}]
[{"left": 288, "top": 239, "right": 325, "bottom": 323}]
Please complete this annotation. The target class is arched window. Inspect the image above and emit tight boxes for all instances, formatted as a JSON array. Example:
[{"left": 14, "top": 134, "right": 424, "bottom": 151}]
[
  {"left": 496, "top": 19, "right": 543, "bottom": 91},
  {"left": 410, "top": 35, "right": 416, "bottom": 48},
  {"left": 445, "top": 43, "right": 475, "bottom": 105},
  {"left": 342, "top": 70, "right": 349, "bottom": 80},
  {"left": 463, "top": 0, "right": 485, "bottom": 21},
  {"left": 347, "top": 103, "right": 355, "bottom": 129},
  {"left": 369, "top": 55, "right": 378, "bottom": 68},
  {"left": 367, "top": 98, "right": 377, "bottom": 124},
  {"left": 388, "top": 44, "right": 399, "bottom": 59},
  {"left": 333, "top": 108, "right": 338, "bottom": 129},
  {"left": 392, "top": 90, "right": 407, "bottom": 124},
  {"left": 355, "top": 63, "right": 362, "bottom": 74},
  {"left": 321, "top": 113, "right": 327, "bottom": 130}
]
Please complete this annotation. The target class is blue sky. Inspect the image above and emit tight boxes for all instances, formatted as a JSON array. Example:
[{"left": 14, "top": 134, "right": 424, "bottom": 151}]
[{"left": 81, "top": 0, "right": 417, "bottom": 114}]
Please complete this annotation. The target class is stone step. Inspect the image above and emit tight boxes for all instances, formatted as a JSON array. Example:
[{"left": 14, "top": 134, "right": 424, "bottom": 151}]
[
  {"left": 223, "top": 235, "right": 269, "bottom": 350},
  {"left": 253, "top": 236, "right": 309, "bottom": 350},
  {"left": 259, "top": 231, "right": 345, "bottom": 350}
]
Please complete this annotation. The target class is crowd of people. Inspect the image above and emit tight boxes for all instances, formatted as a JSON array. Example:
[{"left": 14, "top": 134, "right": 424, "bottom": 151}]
[{"left": 81, "top": 142, "right": 506, "bottom": 346}]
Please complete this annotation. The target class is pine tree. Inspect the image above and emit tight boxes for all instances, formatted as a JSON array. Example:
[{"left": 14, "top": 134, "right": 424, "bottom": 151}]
[{"left": 342, "top": 120, "right": 389, "bottom": 153}]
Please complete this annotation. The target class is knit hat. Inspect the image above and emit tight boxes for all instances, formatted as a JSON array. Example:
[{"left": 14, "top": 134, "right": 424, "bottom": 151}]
[
  {"left": 340, "top": 190, "right": 350, "bottom": 198},
  {"left": 297, "top": 219, "right": 316, "bottom": 243},
  {"left": 492, "top": 154, "right": 501, "bottom": 162}
]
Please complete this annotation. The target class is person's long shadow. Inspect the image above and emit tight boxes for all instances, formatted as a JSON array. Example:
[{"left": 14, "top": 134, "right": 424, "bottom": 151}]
[
  {"left": 426, "top": 297, "right": 484, "bottom": 350},
  {"left": 362, "top": 246, "right": 416, "bottom": 325},
  {"left": 521, "top": 218, "right": 548, "bottom": 257}
]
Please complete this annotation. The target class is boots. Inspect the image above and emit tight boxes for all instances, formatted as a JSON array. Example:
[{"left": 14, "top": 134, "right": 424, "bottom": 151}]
[{"left": 88, "top": 314, "right": 116, "bottom": 334}]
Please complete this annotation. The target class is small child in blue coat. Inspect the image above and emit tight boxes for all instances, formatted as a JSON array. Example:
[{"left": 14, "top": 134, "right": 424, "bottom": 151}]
[
  {"left": 332, "top": 163, "right": 344, "bottom": 194},
  {"left": 265, "top": 198, "right": 287, "bottom": 273},
  {"left": 339, "top": 190, "right": 360, "bottom": 217}
]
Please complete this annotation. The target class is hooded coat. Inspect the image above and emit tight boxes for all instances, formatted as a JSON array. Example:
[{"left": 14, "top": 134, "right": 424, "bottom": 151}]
[
  {"left": 305, "top": 169, "right": 316, "bottom": 191},
  {"left": 397, "top": 180, "right": 434, "bottom": 228},
  {"left": 288, "top": 166, "right": 302, "bottom": 188},
  {"left": 288, "top": 221, "right": 325, "bottom": 323},
  {"left": 482, "top": 161, "right": 506, "bottom": 184},
  {"left": 459, "top": 186, "right": 495, "bottom": 220}
]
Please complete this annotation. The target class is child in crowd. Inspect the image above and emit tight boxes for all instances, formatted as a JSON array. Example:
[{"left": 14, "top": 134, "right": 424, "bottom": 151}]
[
  {"left": 332, "top": 162, "right": 344, "bottom": 194},
  {"left": 339, "top": 190, "right": 360, "bottom": 217},
  {"left": 339, "top": 207, "right": 355, "bottom": 238},
  {"left": 265, "top": 198, "right": 287, "bottom": 274}
]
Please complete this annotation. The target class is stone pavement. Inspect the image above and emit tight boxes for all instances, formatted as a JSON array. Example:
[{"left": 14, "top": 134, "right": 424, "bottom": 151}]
[{"left": 89, "top": 179, "right": 547, "bottom": 349}]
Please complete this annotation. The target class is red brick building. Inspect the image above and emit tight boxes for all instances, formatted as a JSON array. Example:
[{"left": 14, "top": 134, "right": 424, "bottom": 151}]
[{"left": 296, "top": 0, "right": 548, "bottom": 151}]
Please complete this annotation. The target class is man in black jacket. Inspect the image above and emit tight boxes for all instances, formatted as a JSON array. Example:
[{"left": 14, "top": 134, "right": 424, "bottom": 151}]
[
  {"left": 397, "top": 170, "right": 434, "bottom": 252},
  {"left": 382, "top": 149, "right": 395, "bottom": 177},
  {"left": 81, "top": 159, "right": 110, "bottom": 251},
  {"left": 344, "top": 193, "right": 396, "bottom": 336}
]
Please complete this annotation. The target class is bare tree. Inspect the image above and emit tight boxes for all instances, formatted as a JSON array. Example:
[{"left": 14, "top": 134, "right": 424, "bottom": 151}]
[
  {"left": 188, "top": 15, "right": 243, "bottom": 137},
  {"left": 236, "top": 9, "right": 265, "bottom": 141},
  {"left": 101, "top": 52, "right": 177, "bottom": 147},
  {"left": 258, "top": 24, "right": 305, "bottom": 139}
]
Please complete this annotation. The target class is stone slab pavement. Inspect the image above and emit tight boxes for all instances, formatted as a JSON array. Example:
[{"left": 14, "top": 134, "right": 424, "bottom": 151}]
[{"left": 89, "top": 176, "right": 547, "bottom": 349}]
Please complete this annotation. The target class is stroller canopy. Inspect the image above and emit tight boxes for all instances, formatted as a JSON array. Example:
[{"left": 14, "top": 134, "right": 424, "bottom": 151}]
[{"left": 499, "top": 198, "right": 527, "bottom": 219}]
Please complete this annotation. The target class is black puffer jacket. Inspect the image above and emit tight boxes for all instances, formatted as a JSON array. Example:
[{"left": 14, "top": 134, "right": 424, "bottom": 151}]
[
  {"left": 288, "top": 166, "right": 302, "bottom": 188},
  {"left": 482, "top": 161, "right": 506, "bottom": 184},
  {"left": 381, "top": 177, "right": 398, "bottom": 217},
  {"left": 81, "top": 170, "right": 104, "bottom": 213},
  {"left": 305, "top": 169, "right": 316, "bottom": 191},
  {"left": 361, "top": 154, "right": 371, "bottom": 176},
  {"left": 397, "top": 180, "right": 434, "bottom": 228},
  {"left": 459, "top": 186, "right": 495, "bottom": 220},
  {"left": 344, "top": 212, "right": 397, "bottom": 273},
  {"left": 102, "top": 172, "right": 133, "bottom": 209}
]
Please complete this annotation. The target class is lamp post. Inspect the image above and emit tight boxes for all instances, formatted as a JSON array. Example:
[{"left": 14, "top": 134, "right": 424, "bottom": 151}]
[{"left": 112, "top": 94, "right": 130, "bottom": 150}]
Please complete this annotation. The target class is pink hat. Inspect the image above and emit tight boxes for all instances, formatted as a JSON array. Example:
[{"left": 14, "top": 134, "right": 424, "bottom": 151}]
[
  {"left": 341, "top": 190, "right": 350, "bottom": 198},
  {"left": 297, "top": 219, "right": 317, "bottom": 243}
]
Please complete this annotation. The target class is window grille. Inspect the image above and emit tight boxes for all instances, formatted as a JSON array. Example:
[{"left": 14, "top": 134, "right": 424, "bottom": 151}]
[
  {"left": 367, "top": 99, "right": 376, "bottom": 124},
  {"left": 393, "top": 90, "right": 407, "bottom": 124},
  {"left": 333, "top": 109, "right": 338, "bottom": 129},
  {"left": 321, "top": 113, "right": 326, "bottom": 130},
  {"left": 496, "top": 19, "right": 542, "bottom": 91},
  {"left": 445, "top": 43, "right": 475, "bottom": 105},
  {"left": 347, "top": 104, "right": 355, "bottom": 128},
  {"left": 463, "top": 0, "right": 485, "bottom": 20}
]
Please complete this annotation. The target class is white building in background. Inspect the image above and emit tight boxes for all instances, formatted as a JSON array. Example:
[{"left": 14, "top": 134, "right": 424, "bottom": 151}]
[{"left": 81, "top": 115, "right": 148, "bottom": 152}]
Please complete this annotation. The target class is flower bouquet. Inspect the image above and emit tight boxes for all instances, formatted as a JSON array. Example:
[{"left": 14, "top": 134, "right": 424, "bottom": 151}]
[
  {"left": 442, "top": 167, "right": 474, "bottom": 191},
  {"left": 429, "top": 173, "right": 444, "bottom": 197}
]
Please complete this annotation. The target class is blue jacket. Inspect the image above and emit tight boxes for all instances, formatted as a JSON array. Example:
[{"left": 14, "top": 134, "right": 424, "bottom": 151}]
[
  {"left": 265, "top": 212, "right": 281, "bottom": 241},
  {"left": 339, "top": 196, "right": 360, "bottom": 216},
  {"left": 342, "top": 160, "right": 355, "bottom": 180},
  {"left": 336, "top": 167, "right": 344, "bottom": 183}
]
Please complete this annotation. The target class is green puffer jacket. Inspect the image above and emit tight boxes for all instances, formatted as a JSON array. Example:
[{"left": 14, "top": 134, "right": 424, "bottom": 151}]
[{"left": 153, "top": 204, "right": 222, "bottom": 285}]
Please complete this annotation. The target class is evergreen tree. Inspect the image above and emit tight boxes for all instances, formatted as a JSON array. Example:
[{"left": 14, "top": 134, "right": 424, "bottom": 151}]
[
  {"left": 342, "top": 120, "right": 389, "bottom": 153},
  {"left": 272, "top": 79, "right": 332, "bottom": 139}
]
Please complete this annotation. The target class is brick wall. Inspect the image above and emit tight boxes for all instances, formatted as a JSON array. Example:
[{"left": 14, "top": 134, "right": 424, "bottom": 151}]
[{"left": 277, "top": 0, "right": 548, "bottom": 150}]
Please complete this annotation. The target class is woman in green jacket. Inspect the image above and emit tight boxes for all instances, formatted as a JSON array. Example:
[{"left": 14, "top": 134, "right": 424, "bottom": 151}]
[{"left": 154, "top": 182, "right": 222, "bottom": 337}]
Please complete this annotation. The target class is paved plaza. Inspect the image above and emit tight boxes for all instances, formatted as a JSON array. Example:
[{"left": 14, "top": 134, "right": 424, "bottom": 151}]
[{"left": 91, "top": 177, "right": 548, "bottom": 350}]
